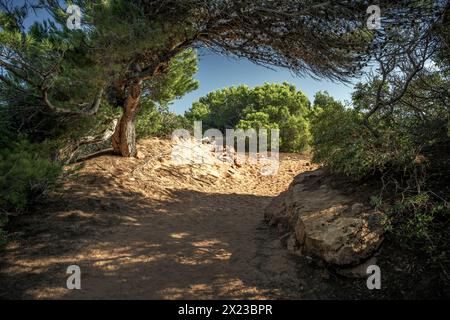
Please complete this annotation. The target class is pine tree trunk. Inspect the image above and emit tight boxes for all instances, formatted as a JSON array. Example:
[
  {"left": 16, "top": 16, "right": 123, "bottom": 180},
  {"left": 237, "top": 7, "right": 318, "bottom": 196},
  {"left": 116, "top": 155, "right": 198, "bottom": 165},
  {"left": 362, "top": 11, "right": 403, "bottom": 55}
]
[{"left": 112, "top": 80, "right": 142, "bottom": 157}]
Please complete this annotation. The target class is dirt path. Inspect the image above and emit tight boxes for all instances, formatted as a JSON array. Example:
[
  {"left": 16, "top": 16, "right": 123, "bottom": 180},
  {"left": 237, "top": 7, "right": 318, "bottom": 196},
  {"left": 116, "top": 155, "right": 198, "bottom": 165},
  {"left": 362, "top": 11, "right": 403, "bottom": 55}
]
[{"left": 0, "top": 139, "right": 371, "bottom": 299}]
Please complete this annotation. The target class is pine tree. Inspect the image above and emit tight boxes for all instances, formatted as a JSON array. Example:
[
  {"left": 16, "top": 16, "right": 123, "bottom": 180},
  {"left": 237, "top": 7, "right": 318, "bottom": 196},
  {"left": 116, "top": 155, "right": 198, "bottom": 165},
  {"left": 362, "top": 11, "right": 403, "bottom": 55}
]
[{"left": 1, "top": 0, "right": 448, "bottom": 156}]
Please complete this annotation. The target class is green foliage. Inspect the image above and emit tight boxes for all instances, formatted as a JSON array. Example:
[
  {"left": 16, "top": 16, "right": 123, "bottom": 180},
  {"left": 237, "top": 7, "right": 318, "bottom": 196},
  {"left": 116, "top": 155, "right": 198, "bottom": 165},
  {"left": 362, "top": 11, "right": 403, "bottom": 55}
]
[
  {"left": 310, "top": 73, "right": 450, "bottom": 266},
  {"left": 378, "top": 193, "right": 449, "bottom": 257},
  {"left": 279, "top": 116, "right": 310, "bottom": 153},
  {"left": 309, "top": 92, "right": 418, "bottom": 179},
  {"left": 157, "top": 113, "right": 193, "bottom": 138},
  {"left": 136, "top": 105, "right": 192, "bottom": 139},
  {"left": 136, "top": 49, "right": 198, "bottom": 139},
  {"left": 236, "top": 112, "right": 278, "bottom": 131},
  {"left": 186, "top": 85, "right": 252, "bottom": 129},
  {"left": 0, "top": 138, "right": 62, "bottom": 242},
  {"left": 144, "top": 49, "right": 199, "bottom": 107},
  {"left": 186, "top": 83, "right": 311, "bottom": 152},
  {"left": 0, "top": 6, "right": 107, "bottom": 114},
  {"left": 0, "top": 139, "right": 62, "bottom": 214},
  {"left": 136, "top": 104, "right": 162, "bottom": 139}
]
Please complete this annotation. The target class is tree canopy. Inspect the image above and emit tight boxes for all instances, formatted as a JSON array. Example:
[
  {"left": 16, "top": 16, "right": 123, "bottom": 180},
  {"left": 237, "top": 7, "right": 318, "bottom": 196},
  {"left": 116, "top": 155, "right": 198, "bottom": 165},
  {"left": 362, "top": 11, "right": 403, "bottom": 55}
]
[
  {"left": 3, "top": 0, "right": 447, "bottom": 156},
  {"left": 186, "top": 83, "right": 311, "bottom": 152}
]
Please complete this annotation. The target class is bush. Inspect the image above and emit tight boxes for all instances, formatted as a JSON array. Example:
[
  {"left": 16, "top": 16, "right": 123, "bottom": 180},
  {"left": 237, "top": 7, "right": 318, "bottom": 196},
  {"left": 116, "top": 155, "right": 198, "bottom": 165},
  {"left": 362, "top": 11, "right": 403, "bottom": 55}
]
[
  {"left": 156, "top": 113, "right": 193, "bottom": 138},
  {"left": 309, "top": 94, "right": 419, "bottom": 180},
  {"left": 374, "top": 193, "right": 450, "bottom": 257},
  {"left": 136, "top": 104, "right": 192, "bottom": 139},
  {"left": 136, "top": 104, "right": 164, "bottom": 139},
  {"left": 0, "top": 138, "right": 62, "bottom": 241},
  {"left": 185, "top": 83, "right": 311, "bottom": 152}
]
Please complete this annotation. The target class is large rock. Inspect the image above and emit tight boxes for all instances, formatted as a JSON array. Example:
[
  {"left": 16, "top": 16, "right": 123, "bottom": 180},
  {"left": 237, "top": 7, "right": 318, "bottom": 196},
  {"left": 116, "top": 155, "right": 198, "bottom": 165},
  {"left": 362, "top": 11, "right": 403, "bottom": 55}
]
[{"left": 265, "top": 169, "right": 384, "bottom": 267}]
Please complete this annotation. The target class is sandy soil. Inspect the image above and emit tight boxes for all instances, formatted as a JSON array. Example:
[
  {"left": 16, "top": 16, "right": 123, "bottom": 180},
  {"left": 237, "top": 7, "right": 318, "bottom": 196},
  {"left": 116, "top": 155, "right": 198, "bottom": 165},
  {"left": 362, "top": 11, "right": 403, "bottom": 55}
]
[{"left": 0, "top": 138, "right": 382, "bottom": 299}]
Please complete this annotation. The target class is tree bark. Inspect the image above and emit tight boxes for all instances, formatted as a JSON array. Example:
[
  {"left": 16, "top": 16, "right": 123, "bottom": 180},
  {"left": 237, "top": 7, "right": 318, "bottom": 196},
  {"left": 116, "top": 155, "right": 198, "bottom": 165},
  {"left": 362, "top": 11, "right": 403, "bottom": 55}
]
[{"left": 112, "top": 80, "right": 143, "bottom": 157}]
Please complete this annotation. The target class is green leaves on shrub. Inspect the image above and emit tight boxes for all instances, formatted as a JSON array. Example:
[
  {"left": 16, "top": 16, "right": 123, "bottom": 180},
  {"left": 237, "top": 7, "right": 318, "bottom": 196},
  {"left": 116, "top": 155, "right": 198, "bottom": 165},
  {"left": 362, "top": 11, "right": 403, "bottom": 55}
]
[
  {"left": 0, "top": 138, "right": 62, "bottom": 214},
  {"left": 0, "top": 214, "right": 7, "bottom": 245},
  {"left": 136, "top": 105, "right": 193, "bottom": 139},
  {"left": 383, "top": 193, "right": 450, "bottom": 253},
  {"left": 309, "top": 92, "right": 418, "bottom": 179},
  {"left": 185, "top": 83, "right": 311, "bottom": 152}
]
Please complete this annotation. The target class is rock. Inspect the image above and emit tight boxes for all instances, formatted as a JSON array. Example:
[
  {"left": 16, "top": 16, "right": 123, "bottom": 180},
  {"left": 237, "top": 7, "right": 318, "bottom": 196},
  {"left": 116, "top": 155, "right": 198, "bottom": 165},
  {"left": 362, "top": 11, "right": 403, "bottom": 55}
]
[
  {"left": 265, "top": 169, "right": 384, "bottom": 267},
  {"left": 296, "top": 213, "right": 383, "bottom": 265},
  {"left": 292, "top": 169, "right": 324, "bottom": 185}
]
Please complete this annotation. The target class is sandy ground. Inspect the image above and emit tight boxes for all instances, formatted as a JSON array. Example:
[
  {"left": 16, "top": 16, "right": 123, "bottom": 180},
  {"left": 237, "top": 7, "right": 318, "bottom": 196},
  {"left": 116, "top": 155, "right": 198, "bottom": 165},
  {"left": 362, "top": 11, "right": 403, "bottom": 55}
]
[{"left": 0, "top": 138, "right": 380, "bottom": 299}]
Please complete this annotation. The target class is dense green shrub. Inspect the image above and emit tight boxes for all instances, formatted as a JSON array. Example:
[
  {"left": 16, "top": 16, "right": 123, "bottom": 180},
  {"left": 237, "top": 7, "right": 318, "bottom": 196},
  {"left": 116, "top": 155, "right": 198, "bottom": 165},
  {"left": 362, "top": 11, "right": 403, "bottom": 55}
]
[
  {"left": 373, "top": 193, "right": 450, "bottom": 261},
  {"left": 136, "top": 104, "right": 163, "bottom": 139},
  {"left": 185, "top": 83, "right": 311, "bottom": 152},
  {"left": 0, "top": 138, "right": 62, "bottom": 242},
  {"left": 136, "top": 105, "right": 192, "bottom": 139},
  {"left": 309, "top": 92, "right": 419, "bottom": 180}
]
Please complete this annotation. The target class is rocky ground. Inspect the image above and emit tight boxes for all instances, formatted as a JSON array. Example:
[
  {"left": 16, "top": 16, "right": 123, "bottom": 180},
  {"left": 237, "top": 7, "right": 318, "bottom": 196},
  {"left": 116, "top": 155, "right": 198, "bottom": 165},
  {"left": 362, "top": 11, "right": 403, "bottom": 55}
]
[
  {"left": 265, "top": 168, "right": 384, "bottom": 272},
  {"left": 0, "top": 138, "right": 447, "bottom": 299}
]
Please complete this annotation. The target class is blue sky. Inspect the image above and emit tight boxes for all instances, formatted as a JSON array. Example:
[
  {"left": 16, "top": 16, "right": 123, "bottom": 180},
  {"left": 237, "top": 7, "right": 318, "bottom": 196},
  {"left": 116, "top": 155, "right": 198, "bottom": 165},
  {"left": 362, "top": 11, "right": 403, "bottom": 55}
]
[{"left": 169, "top": 49, "right": 362, "bottom": 115}]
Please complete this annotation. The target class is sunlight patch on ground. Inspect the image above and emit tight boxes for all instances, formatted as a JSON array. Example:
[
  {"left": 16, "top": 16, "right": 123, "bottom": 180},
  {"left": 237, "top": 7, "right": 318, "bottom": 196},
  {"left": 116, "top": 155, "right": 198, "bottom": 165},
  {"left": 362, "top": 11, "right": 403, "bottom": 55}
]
[
  {"left": 169, "top": 232, "right": 191, "bottom": 239},
  {"left": 26, "top": 286, "right": 69, "bottom": 299},
  {"left": 159, "top": 277, "right": 276, "bottom": 299},
  {"left": 175, "top": 247, "right": 231, "bottom": 265}
]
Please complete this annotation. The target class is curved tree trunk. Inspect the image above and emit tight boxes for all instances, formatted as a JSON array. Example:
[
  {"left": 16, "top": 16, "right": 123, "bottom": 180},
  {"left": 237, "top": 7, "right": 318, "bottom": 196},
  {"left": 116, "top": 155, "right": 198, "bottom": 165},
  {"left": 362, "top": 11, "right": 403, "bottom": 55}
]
[
  {"left": 110, "top": 49, "right": 184, "bottom": 157},
  {"left": 112, "top": 80, "right": 142, "bottom": 157}
]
